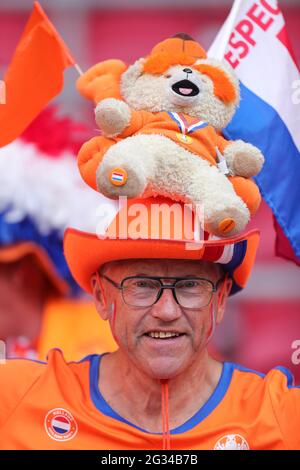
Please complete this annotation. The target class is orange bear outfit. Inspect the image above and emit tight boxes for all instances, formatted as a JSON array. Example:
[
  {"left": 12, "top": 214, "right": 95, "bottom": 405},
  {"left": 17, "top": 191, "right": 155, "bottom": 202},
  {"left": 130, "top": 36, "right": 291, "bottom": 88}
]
[
  {"left": 77, "top": 35, "right": 262, "bottom": 220},
  {"left": 78, "top": 110, "right": 261, "bottom": 215}
]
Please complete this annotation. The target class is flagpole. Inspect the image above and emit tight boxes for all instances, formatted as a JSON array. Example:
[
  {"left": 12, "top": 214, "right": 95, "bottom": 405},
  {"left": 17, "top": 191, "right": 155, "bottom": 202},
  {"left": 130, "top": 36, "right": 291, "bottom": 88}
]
[
  {"left": 74, "top": 63, "right": 84, "bottom": 76},
  {"left": 213, "top": 0, "right": 243, "bottom": 60}
]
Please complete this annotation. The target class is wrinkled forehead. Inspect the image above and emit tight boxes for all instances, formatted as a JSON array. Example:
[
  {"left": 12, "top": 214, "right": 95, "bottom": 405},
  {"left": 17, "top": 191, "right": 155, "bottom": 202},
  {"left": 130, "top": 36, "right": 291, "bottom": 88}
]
[{"left": 100, "top": 258, "right": 223, "bottom": 280}]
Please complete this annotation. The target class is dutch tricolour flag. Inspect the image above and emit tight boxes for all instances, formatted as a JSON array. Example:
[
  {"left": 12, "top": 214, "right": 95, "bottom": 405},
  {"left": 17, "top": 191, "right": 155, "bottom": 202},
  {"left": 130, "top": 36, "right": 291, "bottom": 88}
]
[
  {"left": 51, "top": 415, "right": 71, "bottom": 434},
  {"left": 209, "top": 0, "right": 300, "bottom": 264},
  {"left": 111, "top": 171, "right": 125, "bottom": 183}
]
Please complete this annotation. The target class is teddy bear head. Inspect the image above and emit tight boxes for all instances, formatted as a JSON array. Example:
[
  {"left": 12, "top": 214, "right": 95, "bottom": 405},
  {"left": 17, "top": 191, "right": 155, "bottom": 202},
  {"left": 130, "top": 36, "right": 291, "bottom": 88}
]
[{"left": 120, "top": 33, "right": 240, "bottom": 130}]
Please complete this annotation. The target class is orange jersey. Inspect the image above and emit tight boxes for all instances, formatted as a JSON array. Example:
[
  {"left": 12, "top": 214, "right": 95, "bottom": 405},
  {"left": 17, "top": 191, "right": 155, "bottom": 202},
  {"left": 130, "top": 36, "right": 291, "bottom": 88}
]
[{"left": 0, "top": 349, "right": 299, "bottom": 450}]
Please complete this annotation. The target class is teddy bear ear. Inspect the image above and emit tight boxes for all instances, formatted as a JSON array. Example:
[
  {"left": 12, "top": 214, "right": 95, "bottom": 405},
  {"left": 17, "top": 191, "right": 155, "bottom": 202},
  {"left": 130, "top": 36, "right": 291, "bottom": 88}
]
[
  {"left": 194, "top": 59, "right": 240, "bottom": 105},
  {"left": 76, "top": 59, "right": 128, "bottom": 104}
]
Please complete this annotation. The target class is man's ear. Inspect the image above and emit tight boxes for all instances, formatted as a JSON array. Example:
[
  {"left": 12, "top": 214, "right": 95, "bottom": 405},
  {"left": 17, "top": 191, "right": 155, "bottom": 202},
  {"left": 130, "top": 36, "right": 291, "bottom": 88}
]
[
  {"left": 216, "top": 277, "right": 233, "bottom": 325},
  {"left": 90, "top": 273, "right": 109, "bottom": 320}
]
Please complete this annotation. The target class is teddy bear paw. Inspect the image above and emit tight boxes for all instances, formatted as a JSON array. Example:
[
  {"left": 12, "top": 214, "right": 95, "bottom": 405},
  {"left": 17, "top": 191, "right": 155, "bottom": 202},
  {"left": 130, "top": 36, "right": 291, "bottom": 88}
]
[
  {"left": 204, "top": 205, "right": 250, "bottom": 238},
  {"left": 96, "top": 160, "right": 148, "bottom": 199},
  {"left": 224, "top": 141, "right": 264, "bottom": 178},
  {"left": 95, "top": 98, "right": 131, "bottom": 137}
]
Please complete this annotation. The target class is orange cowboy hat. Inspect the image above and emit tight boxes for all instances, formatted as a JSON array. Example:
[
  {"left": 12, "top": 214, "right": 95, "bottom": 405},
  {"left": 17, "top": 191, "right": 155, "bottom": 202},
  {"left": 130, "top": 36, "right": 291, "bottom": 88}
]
[{"left": 64, "top": 197, "right": 259, "bottom": 296}]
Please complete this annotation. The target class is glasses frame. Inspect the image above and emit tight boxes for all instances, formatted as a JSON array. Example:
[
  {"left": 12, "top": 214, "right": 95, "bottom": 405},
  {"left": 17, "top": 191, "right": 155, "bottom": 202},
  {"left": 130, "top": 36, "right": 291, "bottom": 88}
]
[{"left": 101, "top": 274, "right": 224, "bottom": 309}]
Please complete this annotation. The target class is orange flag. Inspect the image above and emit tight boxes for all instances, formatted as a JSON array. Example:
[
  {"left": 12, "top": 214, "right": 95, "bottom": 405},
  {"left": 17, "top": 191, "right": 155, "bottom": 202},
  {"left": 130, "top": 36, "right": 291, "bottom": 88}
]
[{"left": 0, "top": 2, "right": 75, "bottom": 147}]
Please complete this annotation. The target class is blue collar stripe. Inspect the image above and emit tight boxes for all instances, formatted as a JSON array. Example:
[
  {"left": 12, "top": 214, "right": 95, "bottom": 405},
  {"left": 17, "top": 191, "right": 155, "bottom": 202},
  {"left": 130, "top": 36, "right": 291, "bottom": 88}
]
[
  {"left": 188, "top": 122, "right": 208, "bottom": 133},
  {"left": 89, "top": 355, "right": 234, "bottom": 435}
]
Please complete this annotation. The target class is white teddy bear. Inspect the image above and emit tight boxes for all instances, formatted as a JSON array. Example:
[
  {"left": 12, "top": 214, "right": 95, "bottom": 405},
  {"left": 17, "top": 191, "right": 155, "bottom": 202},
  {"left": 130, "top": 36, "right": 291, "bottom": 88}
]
[{"left": 77, "top": 34, "right": 264, "bottom": 237}]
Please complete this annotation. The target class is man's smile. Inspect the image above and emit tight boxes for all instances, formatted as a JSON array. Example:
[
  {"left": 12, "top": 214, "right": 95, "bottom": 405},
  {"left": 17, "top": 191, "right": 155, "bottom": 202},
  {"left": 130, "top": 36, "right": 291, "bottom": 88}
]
[{"left": 141, "top": 330, "right": 187, "bottom": 348}]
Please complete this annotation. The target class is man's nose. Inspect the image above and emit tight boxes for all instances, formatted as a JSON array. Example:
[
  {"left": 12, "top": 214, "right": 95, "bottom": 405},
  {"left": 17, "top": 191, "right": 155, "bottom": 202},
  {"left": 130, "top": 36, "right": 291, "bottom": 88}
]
[
  {"left": 150, "top": 288, "right": 182, "bottom": 321},
  {"left": 183, "top": 68, "right": 193, "bottom": 74}
]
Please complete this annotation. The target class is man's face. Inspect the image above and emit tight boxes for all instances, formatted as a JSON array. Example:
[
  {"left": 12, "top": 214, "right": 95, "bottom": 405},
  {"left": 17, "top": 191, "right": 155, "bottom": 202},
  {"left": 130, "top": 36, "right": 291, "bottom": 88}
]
[{"left": 92, "top": 259, "right": 226, "bottom": 380}]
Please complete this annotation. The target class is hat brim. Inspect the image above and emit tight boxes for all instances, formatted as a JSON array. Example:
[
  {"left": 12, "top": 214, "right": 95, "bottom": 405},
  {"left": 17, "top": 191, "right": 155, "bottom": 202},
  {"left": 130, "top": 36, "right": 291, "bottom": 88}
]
[
  {"left": 64, "top": 228, "right": 260, "bottom": 296},
  {"left": 0, "top": 242, "right": 69, "bottom": 296}
]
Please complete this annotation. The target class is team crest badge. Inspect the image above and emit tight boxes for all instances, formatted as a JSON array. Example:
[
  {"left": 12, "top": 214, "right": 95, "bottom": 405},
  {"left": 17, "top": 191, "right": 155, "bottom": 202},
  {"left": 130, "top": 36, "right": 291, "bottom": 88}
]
[
  {"left": 214, "top": 434, "right": 249, "bottom": 450},
  {"left": 45, "top": 408, "right": 78, "bottom": 442}
]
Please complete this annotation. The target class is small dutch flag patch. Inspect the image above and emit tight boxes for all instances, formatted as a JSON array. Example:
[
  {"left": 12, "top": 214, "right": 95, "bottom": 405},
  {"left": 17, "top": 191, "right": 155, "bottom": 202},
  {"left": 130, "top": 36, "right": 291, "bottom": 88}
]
[{"left": 110, "top": 168, "right": 128, "bottom": 186}]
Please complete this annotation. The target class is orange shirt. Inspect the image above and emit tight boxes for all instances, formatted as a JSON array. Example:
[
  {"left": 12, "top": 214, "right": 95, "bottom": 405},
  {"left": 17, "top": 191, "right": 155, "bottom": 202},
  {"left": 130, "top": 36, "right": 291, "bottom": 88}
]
[
  {"left": 0, "top": 349, "right": 299, "bottom": 450},
  {"left": 121, "top": 110, "right": 231, "bottom": 166}
]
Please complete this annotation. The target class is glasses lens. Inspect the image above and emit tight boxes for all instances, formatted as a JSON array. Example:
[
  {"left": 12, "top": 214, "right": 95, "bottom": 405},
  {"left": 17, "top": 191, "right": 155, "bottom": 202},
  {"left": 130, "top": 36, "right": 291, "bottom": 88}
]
[
  {"left": 175, "top": 279, "right": 213, "bottom": 309},
  {"left": 122, "top": 278, "right": 161, "bottom": 307}
]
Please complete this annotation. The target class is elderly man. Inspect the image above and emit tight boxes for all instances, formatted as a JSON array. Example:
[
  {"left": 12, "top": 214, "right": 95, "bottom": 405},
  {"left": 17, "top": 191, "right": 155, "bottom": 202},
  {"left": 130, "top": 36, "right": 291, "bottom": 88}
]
[
  {"left": 0, "top": 197, "right": 299, "bottom": 450},
  {"left": 89, "top": 257, "right": 229, "bottom": 436}
]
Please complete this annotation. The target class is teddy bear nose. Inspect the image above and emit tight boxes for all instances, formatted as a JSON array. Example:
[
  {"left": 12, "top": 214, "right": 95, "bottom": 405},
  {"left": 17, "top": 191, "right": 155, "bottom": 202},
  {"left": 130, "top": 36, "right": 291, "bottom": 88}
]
[{"left": 183, "top": 68, "right": 193, "bottom": 74}]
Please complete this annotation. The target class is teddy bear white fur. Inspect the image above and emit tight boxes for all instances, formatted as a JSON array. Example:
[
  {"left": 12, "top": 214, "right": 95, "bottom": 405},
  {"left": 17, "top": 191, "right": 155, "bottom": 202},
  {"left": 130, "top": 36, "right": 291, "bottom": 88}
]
[{"left": 77, "top": 35, "right": 264, "bottom": 237}]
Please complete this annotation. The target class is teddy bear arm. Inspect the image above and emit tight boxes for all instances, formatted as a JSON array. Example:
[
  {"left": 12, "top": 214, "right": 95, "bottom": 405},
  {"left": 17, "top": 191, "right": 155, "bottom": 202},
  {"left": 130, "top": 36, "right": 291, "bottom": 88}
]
[
  {"left": 118, "top": 109, "right": 160, "bottom": 138},
  {"left": 95, "top": 101, "right": 157, "bottom": 138},
  {"left": 210, "top": 132, "right": 233, "bottom": 174},
  {"left": 95, "top": 98, "right": 132, "bottom": 137},
  {"left": 223, "top": 140, "right": 265, "bottom": 178},
  {"left": 214, "top": 132, "right": 232, "bottom": 154}
]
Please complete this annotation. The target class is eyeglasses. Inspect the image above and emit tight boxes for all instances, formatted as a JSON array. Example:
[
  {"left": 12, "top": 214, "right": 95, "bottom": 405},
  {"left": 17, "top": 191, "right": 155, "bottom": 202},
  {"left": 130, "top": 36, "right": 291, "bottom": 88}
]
[{"left": 101, "top": 275, "right": 224, "bottom": 309}]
